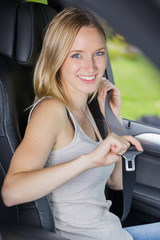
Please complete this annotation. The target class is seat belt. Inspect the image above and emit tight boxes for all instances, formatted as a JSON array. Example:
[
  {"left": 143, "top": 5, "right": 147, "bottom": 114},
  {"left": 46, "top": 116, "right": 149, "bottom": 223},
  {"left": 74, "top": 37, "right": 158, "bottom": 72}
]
[{"left": 104, "top": 51, "right": 143, "bottom": 223}]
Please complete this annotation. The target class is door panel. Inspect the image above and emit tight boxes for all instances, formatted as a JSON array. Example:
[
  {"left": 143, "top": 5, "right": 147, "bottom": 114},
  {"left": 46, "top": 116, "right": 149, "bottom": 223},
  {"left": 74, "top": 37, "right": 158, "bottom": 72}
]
[{"left": 123, "top": 119, "right": 160, "bottom": 225}]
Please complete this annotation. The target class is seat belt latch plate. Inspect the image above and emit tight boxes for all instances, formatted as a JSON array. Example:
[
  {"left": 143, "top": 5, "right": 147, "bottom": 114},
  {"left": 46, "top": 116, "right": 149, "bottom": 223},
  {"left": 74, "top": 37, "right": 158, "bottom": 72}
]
[{"left": 123, "top": 155, "right": 136, "bottom": 171}]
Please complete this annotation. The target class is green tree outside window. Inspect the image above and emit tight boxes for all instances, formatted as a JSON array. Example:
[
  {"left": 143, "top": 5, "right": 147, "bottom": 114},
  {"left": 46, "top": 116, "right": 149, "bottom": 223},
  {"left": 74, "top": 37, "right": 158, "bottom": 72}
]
[{"left": 27, "top": 0, "right": 48, "bottom": 4}]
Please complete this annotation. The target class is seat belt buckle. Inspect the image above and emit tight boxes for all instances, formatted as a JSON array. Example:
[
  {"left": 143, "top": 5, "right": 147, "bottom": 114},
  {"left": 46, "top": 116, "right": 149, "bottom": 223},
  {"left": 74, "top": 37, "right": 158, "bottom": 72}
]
[
  {"left": 123, "top": 155, "right": 136, "bottom": 171},
  {"left": 122, "top": 146, "right": 143, "bottom": 172}
]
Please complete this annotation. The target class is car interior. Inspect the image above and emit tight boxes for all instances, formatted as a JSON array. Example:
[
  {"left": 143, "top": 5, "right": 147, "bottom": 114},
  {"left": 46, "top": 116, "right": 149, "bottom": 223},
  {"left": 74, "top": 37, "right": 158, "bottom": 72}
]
[{"left": 0, "top": 0, "right": 160, "bottom": 239}]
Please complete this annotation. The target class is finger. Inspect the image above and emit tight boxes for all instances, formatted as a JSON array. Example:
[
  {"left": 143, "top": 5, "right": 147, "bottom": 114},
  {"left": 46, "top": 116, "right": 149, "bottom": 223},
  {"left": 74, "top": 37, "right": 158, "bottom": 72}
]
[
  {"left": 108, "top": 134, "right": 129, "bottom": 155},
  {"left": 98, "top": 87, "right": 107, "bottom": 98},
  {"left": 101, "top": 78, "right": 119, "bottom": 93},
  {"left": 101, "top": 78, "right": 112, "bottom": 87},
  {"left": 99, "top": 88, "right": 106, "bottom": 98},
  {"left": 99, "top": 82, "right": 113, "bottom": 98},
  {"left": 111, "top": 142, "right": 129, "bottom": 155},
  {"left": 123, "top": 135, "right": 143, "bottom": 152}
]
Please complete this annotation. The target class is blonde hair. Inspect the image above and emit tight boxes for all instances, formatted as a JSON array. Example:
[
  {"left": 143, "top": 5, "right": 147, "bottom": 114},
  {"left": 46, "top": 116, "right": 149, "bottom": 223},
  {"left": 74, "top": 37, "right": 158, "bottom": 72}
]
[{"left": 34, "top": 7, "right": 106, "bottom": 104}]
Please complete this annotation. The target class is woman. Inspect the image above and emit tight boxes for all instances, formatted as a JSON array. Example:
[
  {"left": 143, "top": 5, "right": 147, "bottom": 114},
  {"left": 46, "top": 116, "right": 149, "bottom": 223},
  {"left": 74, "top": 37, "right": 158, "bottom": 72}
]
[{"left": 2, "top": 7, "right": 159, "bottom": 240}]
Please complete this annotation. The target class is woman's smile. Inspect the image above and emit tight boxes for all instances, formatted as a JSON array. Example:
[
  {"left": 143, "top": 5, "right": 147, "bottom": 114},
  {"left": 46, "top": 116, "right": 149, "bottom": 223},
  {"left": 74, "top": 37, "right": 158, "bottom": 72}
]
[{"left": 77, "top": 74, "right": 97, "bottom": 84}]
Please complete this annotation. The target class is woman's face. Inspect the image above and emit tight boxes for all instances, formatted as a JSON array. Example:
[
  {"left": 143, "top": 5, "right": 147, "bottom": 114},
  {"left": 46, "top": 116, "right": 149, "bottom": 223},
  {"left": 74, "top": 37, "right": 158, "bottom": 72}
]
[{"left": 60, "top": 26, "right": 107, "bottom": 97}]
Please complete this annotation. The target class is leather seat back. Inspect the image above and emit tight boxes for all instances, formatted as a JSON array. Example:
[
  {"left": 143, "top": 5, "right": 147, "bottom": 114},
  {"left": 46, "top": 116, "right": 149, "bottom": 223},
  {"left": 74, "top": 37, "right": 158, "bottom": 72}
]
[{"left": 0, "top": 0, "right": 57, "bottom": 232}]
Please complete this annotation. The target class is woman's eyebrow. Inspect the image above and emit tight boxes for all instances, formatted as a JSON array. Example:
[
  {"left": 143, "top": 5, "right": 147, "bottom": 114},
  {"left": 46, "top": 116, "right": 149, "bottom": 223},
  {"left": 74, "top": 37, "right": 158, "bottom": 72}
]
[
  {"left": 95, "top": 47, "right": 106, "bottom": 51},
  {"left": 70, "top": 50, "right": 84, "bottom": 53},
  {"left": 70, "top": 47, "right": 106, "bottom": 54}
]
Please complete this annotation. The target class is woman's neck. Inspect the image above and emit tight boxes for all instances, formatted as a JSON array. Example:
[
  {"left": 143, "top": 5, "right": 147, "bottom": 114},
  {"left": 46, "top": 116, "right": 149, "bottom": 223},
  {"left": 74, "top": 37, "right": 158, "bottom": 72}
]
[{"left": 66, "top": 92, "right": 88, "bottom": 113}]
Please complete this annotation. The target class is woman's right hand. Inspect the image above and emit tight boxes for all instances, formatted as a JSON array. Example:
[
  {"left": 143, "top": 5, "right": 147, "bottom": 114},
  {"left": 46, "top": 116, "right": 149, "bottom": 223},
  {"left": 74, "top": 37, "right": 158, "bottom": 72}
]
[{"left": 88, "top": 133, "right": 142, "bottom": 168}]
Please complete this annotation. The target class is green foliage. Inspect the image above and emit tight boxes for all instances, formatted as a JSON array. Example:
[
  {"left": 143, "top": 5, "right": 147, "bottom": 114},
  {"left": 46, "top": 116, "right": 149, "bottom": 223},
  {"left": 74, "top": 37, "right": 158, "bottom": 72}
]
[
  {"left": 27, "top": 0, "right": 48, "bottom": 4},
  {"left": 107, "top": 35, "right": 140, "bottom": 60},
  {"left": 108, "top": 52, "right": 160, "bottom": 120},
  {"left": 107, "top": 43, "right": 136, "bottom": 60}
]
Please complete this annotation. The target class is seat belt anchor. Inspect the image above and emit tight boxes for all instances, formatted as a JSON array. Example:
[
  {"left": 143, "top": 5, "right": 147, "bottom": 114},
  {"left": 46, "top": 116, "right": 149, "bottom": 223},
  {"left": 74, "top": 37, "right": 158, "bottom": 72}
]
[{"left": 123, "top": 155, "right": 136, "bottom": 171}]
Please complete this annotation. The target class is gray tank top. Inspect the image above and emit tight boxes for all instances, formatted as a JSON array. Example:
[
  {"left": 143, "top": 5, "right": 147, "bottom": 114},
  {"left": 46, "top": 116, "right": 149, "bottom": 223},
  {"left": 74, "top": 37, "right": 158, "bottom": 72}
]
[{"left": 29, "top": 97, "right": 132, "bottom": 240}]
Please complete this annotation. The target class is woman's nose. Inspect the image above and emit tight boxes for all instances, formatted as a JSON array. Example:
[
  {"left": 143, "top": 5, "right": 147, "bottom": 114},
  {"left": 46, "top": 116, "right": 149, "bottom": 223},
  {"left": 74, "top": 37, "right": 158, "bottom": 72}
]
[{"left": 84, "top": 57, "right": 97, "bottom": 73}]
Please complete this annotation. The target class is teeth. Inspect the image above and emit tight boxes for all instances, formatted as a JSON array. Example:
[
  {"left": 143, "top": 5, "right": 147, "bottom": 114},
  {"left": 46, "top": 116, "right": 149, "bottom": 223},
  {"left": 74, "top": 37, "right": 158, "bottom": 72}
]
[{"left": 78, "top": 75, "right": 95, "bottom": 80}]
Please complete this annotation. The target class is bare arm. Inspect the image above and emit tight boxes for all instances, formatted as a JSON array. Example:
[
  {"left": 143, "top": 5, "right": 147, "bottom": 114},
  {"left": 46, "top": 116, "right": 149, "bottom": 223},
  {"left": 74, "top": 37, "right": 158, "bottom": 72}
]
[{"left": 2, "top": 99, "right": 93, "bottom": 206}]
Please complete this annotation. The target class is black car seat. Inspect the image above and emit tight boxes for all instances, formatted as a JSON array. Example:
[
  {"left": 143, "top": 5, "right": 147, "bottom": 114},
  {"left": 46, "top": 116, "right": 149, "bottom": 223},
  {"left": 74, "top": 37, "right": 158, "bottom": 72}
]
[{"left": 0, "top": 0, "right": 63, "bottom": 236}]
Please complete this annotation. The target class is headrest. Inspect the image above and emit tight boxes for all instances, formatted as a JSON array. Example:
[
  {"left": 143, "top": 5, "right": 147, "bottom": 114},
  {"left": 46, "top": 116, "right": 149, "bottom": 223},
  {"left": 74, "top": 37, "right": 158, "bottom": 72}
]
[{"left": 0, "top": 0, "right": 57, "bottom": 66}]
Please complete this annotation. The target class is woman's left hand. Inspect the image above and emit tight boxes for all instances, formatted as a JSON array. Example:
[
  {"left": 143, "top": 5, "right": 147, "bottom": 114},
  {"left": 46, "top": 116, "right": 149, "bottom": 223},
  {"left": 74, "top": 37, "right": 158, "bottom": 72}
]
[{"left": 97, "top": 77, "right": 121, "bottom": 120}]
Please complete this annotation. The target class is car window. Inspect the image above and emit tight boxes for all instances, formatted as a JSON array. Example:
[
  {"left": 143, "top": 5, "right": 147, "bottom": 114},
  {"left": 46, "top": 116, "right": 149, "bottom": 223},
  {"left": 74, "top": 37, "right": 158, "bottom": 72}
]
[{"left": 107, "top": 31, "right": 160, "bottom": 128}]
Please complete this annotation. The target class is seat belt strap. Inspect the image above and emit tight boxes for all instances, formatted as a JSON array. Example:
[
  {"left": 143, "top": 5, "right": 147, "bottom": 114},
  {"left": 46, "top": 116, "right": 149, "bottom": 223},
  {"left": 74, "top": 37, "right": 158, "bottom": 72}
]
[{"left": 104, "top": 51, "right": 142, "bottom": 223}]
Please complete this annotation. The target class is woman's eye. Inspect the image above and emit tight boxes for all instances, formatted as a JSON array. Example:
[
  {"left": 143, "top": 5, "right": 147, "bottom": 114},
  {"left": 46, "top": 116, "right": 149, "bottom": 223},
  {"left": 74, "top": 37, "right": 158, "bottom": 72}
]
[
  {"left": 95, "top": 51, "right": 105, "bottom": 56},
  {"left": 72, "top": 53, "right": 81, "bottom": 58}
]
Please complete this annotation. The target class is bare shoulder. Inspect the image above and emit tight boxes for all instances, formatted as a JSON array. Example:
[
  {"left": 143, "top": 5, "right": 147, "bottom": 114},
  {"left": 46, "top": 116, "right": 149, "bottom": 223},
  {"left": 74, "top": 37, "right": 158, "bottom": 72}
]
[
  {"left": 31, "top": 98, "right": 67, "bottom": 119},
  {"left": 24, "top": 98, "right": 69, "bottom": 151},
  {"left": 29, "top": 98, "right": 68, "bottom": 129}
]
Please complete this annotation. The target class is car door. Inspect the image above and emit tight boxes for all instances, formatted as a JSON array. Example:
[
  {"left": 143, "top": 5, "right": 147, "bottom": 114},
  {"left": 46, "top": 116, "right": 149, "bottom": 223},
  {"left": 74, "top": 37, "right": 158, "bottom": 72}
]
[{"left": 123, "top": 119, "right": 160, "bottom": 225}]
